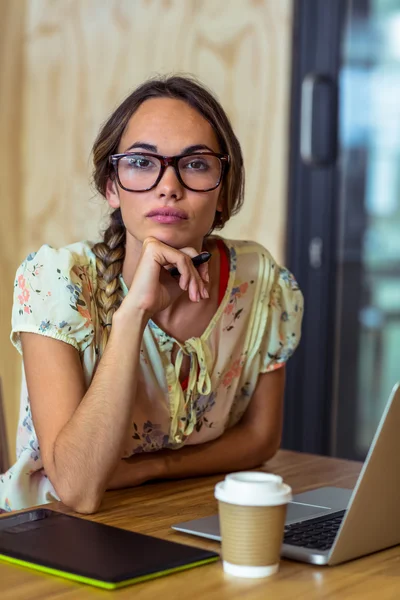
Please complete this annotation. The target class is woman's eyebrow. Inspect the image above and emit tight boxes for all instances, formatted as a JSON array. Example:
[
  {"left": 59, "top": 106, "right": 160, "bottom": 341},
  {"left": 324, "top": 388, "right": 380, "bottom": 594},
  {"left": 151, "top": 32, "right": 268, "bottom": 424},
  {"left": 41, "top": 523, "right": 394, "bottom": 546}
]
[
  {"left": 124, "top": 141, "right": 157, "bottom": 153},
  {"left": 122, "top": 143, "right": 216, "bottom": 154},
  {"left": 180, "top": 144, "right": 215, "bottom": 154}
]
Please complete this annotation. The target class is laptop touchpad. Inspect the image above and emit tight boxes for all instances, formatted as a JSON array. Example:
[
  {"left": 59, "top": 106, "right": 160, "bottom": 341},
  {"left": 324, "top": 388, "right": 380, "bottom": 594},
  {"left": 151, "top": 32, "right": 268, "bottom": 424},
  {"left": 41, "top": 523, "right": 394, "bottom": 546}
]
[{"left": 286, "top": 502, "right": 331, "bottom": 523}]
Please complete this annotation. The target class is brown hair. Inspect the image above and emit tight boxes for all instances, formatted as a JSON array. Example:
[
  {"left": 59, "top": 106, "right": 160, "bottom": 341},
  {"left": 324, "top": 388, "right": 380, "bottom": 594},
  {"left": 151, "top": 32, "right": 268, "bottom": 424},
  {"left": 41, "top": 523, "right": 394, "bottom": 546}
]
[{"left": 92, "top": 74, "right": 245, "bottom": 357}]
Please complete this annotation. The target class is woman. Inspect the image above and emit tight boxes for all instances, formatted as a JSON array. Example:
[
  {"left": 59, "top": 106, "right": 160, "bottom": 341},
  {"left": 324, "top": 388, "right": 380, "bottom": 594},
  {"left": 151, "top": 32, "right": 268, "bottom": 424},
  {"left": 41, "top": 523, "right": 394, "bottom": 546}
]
[{"left": 0, "top": 75, "right": 303, "bottom": 514}]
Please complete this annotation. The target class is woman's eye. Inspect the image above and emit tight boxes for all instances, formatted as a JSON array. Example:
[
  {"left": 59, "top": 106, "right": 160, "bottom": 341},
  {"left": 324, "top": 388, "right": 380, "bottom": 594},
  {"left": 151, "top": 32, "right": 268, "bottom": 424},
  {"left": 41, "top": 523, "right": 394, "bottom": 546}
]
[
  {"left": 186, "top": 160, "right": 208, "bottom": 170},
  {"left": 128, "top": 157, "right": 152, "bottom": 169}
]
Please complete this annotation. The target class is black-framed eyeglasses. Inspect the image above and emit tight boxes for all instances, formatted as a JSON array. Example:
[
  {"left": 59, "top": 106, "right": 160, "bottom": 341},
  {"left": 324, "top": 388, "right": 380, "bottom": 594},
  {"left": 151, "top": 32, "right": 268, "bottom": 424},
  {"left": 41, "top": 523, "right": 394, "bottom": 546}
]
[{"left": 109, "top": 151, "right": 230, "bottom": 193}]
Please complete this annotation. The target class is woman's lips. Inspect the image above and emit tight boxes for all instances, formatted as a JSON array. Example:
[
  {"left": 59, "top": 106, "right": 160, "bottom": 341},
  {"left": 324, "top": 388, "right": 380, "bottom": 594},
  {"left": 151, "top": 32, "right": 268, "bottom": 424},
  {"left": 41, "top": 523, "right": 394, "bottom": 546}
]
[
  {"left": 149, "top": 215, "right": 186, "bottom": 223},
  {"left": 146, "top": 209, "right": 188, "bottom": 224}
]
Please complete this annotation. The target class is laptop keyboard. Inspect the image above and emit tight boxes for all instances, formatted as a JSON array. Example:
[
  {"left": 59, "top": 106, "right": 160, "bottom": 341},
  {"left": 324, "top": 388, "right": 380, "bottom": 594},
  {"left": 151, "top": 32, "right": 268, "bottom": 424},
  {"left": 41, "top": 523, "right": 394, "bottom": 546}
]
[{"left": 283, "top": 509, "right": 346, "bottom": 551}]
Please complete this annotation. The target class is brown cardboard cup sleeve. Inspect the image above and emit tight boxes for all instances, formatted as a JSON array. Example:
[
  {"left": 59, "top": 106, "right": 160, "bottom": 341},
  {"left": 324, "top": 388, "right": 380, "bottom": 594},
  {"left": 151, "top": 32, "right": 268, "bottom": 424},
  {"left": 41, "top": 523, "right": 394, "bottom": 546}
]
[{"left": 215, "top": 472, "right": 292, "bottom": 578}]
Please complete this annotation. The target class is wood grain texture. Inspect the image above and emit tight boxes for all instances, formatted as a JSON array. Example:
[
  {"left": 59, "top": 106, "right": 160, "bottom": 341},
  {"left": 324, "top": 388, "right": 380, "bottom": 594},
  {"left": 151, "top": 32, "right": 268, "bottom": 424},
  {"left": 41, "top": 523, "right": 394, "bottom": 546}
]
[
  {"left": 2, "top": 0, "right": 293, "bottom": 460},
  {"left": 0, "top": 0, "right": 25, "bottom": 464},
  {"left": 1, "top": 451, "right": 400, "bottom": 599},
  {"left": 21, "top": 0, "right": 292, "bottom": 257}
]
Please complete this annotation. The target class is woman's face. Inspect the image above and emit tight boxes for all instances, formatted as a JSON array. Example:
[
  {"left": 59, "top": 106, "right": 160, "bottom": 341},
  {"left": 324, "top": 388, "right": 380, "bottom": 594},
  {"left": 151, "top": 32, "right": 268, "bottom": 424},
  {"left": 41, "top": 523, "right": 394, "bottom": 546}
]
[{"left": 106, "top": 97, "right": 224, "bottom": 252}]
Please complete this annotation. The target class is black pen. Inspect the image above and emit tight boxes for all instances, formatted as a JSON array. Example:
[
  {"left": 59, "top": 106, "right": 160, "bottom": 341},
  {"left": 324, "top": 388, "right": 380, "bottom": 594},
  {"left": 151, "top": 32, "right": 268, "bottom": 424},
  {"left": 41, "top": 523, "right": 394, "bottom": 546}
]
[{"left": 168, "top": 252, "right": 212, "bottom": 277}]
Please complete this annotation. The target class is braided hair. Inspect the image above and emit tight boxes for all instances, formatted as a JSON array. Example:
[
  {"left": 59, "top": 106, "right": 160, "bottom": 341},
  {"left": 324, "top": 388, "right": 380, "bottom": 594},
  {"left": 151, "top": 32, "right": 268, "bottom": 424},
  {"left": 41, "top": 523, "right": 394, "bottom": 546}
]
[{"left": 92, "top": 209, "right": 125, "bottom": 355}]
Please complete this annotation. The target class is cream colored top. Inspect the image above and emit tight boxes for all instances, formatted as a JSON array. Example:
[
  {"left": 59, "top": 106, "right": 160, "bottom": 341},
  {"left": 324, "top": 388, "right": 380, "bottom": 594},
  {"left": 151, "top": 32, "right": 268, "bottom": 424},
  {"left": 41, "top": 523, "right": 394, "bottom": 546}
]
[{"left": 0, "top": 237, "right": 303, "bottom": 511}]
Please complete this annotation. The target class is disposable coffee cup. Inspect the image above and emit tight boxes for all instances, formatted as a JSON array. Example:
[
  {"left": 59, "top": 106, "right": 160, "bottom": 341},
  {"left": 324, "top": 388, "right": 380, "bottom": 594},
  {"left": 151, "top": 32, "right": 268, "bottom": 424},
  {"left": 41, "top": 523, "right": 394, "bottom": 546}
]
[{"left": 214, "top": 472, "right": 292, "bottom": 578}]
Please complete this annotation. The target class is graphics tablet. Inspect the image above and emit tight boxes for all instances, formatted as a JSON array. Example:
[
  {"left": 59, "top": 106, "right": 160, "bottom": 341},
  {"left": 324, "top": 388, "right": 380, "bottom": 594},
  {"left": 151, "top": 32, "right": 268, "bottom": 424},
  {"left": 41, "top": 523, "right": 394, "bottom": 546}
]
[{"left": 0, "top": 508, "right": 219, "bottom": 589}]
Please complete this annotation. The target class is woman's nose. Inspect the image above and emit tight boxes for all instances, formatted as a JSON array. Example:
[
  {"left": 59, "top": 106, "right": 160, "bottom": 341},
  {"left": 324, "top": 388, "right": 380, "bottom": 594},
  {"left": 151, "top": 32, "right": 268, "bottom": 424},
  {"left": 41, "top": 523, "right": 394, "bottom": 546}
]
[{"left": 156, "top": 165, "right": 184, "bottom": 198}]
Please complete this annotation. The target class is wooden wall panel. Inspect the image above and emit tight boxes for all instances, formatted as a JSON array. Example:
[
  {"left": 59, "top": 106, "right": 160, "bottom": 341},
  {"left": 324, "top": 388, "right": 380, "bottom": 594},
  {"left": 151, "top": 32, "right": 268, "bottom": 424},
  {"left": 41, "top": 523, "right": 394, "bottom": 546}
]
[
  {"left": 0, "top": 0, "right": 25, "bottom": 464},
  {"left": 22, "top": 0, "right": 293, "bottom": 258},
  {"left": 2, "top": 0, "right": 293, "bottom": 462}
]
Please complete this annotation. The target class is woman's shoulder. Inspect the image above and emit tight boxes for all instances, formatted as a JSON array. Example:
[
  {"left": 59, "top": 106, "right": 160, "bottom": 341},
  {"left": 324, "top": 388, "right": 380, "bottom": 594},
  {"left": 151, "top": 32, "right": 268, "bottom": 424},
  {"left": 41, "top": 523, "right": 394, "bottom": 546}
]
[
  {"left": 216, "top": 236, "right": 274, "bottom": 260},
  {"left": 219, "top": 237, "right": 301, "bottom": 293},
  {"left": 20, "top": 240, "right": 97, "bottom": 272},
  {"left": 11, "top": 241, "right": 99, "bottom": 354},
  {"left": 17, "top": 240, "right": 99, "bottom": 291},
  {"left": 216, "top": 237, "right": 277, "bottom": 279}
]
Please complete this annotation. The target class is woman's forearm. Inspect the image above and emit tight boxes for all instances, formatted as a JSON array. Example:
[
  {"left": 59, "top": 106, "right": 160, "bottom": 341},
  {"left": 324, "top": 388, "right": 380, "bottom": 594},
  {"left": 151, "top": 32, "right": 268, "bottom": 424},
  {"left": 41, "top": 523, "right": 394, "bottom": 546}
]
[
  {"left": 159, "top": 424, "right": 278, "bottom": 479},
  {"left": 107, "top": 423, "right": 278, "bottom": 492},
  {"left": 53, "top": 310, "right": 148, "bottom": 512}
]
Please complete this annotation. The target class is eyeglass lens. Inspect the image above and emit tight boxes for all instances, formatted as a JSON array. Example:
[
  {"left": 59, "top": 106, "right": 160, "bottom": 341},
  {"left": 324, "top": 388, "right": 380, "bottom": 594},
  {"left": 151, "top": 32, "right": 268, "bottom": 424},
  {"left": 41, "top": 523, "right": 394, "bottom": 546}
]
[{"left": 117, "top": 154, "right": 222, "bottom": 191}]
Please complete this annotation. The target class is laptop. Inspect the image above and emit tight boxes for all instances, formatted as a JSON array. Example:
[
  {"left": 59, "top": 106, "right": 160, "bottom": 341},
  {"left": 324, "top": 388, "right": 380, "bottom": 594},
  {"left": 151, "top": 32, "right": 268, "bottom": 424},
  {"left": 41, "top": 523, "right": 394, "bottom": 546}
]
[{"left": 172, "top": 382, "right": 400, "bottom": 565}]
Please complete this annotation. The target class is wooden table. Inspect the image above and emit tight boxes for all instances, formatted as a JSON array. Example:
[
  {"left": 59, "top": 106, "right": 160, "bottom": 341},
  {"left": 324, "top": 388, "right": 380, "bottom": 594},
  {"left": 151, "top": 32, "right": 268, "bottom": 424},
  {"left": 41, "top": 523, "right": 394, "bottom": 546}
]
[{"left": 1, "top": 450, "right": 399, "bottom": 599}]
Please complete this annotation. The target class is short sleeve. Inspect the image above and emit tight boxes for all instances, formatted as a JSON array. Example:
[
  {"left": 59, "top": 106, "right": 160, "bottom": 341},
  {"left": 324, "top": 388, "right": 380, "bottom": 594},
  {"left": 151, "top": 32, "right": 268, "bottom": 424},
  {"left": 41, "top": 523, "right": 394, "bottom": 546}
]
[
  {"left": 10, "top": 243, "right": 96, "bottom": 355},
  {"left": 260, "top": 264, "right": 304, "bottom": 373}
]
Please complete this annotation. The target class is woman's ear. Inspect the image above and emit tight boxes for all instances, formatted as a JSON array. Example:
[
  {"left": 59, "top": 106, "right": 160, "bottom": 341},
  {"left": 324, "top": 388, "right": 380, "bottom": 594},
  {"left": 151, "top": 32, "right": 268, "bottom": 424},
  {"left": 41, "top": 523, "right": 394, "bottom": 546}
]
[{"left": 105, "top": 177, "right": 120, "bottom": 209}]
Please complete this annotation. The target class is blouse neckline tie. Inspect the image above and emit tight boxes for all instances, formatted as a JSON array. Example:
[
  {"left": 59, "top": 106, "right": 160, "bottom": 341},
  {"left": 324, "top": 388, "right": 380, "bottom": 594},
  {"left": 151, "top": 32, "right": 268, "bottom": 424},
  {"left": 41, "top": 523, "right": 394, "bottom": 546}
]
[{"left": 168, "top": 337, "right": 213, "bottom": 444}]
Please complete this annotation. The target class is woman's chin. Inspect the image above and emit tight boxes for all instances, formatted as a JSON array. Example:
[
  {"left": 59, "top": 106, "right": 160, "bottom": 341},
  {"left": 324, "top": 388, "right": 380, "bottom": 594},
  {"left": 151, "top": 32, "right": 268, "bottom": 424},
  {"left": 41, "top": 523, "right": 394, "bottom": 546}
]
[
  {"left": 142, "top": 227, "right": 203, "bottom": 249},
  {"left": 126, "top": 222, "right": 209, "bottom": 250}
]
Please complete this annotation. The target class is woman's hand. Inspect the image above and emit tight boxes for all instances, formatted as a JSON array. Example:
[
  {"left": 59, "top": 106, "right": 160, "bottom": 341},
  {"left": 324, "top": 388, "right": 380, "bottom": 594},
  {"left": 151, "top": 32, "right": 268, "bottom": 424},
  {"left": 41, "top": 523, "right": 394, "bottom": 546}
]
[
  {"left": 107, "top": 453, "right": 164, "bottom": 490},
  {"left": 116, "top": 237, "right": 210, "bottom": 319}
]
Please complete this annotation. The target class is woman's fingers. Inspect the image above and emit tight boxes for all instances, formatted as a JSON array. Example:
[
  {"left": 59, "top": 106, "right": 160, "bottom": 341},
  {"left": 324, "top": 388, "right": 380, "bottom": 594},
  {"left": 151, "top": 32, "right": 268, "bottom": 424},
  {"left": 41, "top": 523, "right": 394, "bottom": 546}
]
[
  {"left": 193, "top": 257, "right": 210, "bottom": 300},
  {"left": 187, "top": 259, "right": 209, "bottom": 302},
  {"left": 168, "top": 247, "right": 210, "bottom": 302},
  {"left": 176, "top": 254, "right": 207, "bottom": 302},
  {"left": 171, "top": 253, "right": 194, "bottom": 295},
  {"left": 197, "top": 261, "right": 210, "bottom": 284},
  {"left": 142, "top": 238, "right": 210, "bottom": 304}
]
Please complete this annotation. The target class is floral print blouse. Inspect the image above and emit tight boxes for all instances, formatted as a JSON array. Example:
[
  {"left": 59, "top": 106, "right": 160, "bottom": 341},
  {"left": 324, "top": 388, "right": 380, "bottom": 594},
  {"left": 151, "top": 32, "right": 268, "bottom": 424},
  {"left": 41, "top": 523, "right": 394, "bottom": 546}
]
[{"left": 0, "top": 237, "right": 303, "bottom": 511}]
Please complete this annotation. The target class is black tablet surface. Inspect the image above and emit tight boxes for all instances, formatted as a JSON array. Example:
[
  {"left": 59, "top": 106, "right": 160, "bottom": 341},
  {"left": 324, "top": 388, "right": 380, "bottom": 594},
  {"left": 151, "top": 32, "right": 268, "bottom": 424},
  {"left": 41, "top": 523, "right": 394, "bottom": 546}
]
[{"left": 0, "top": 508, "right": 219, "bottom": 589}]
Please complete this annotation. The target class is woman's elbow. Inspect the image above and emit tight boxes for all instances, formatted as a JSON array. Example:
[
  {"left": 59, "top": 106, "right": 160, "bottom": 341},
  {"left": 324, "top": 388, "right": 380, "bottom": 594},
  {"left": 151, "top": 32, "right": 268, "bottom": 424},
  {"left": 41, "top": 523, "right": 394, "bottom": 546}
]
[
  {"left": 255, "top": 433, "right": 281, "bottom": 465},
  {"left": 60, "top": 489, "right": 102, "bottom": 514},
  {"left": 53, "top": 478, "right": 103, "bottom": 514},
  {"left": 46, "top": 453, "right": 104, "bottom": 514}
]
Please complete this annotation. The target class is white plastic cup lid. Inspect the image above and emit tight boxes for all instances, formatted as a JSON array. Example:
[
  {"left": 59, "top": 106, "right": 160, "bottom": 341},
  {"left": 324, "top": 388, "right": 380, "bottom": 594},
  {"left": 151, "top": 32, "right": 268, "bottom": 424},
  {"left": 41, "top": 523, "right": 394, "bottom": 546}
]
[{"left": 214, "top": 471, "right": 292, "bottom": 506}]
